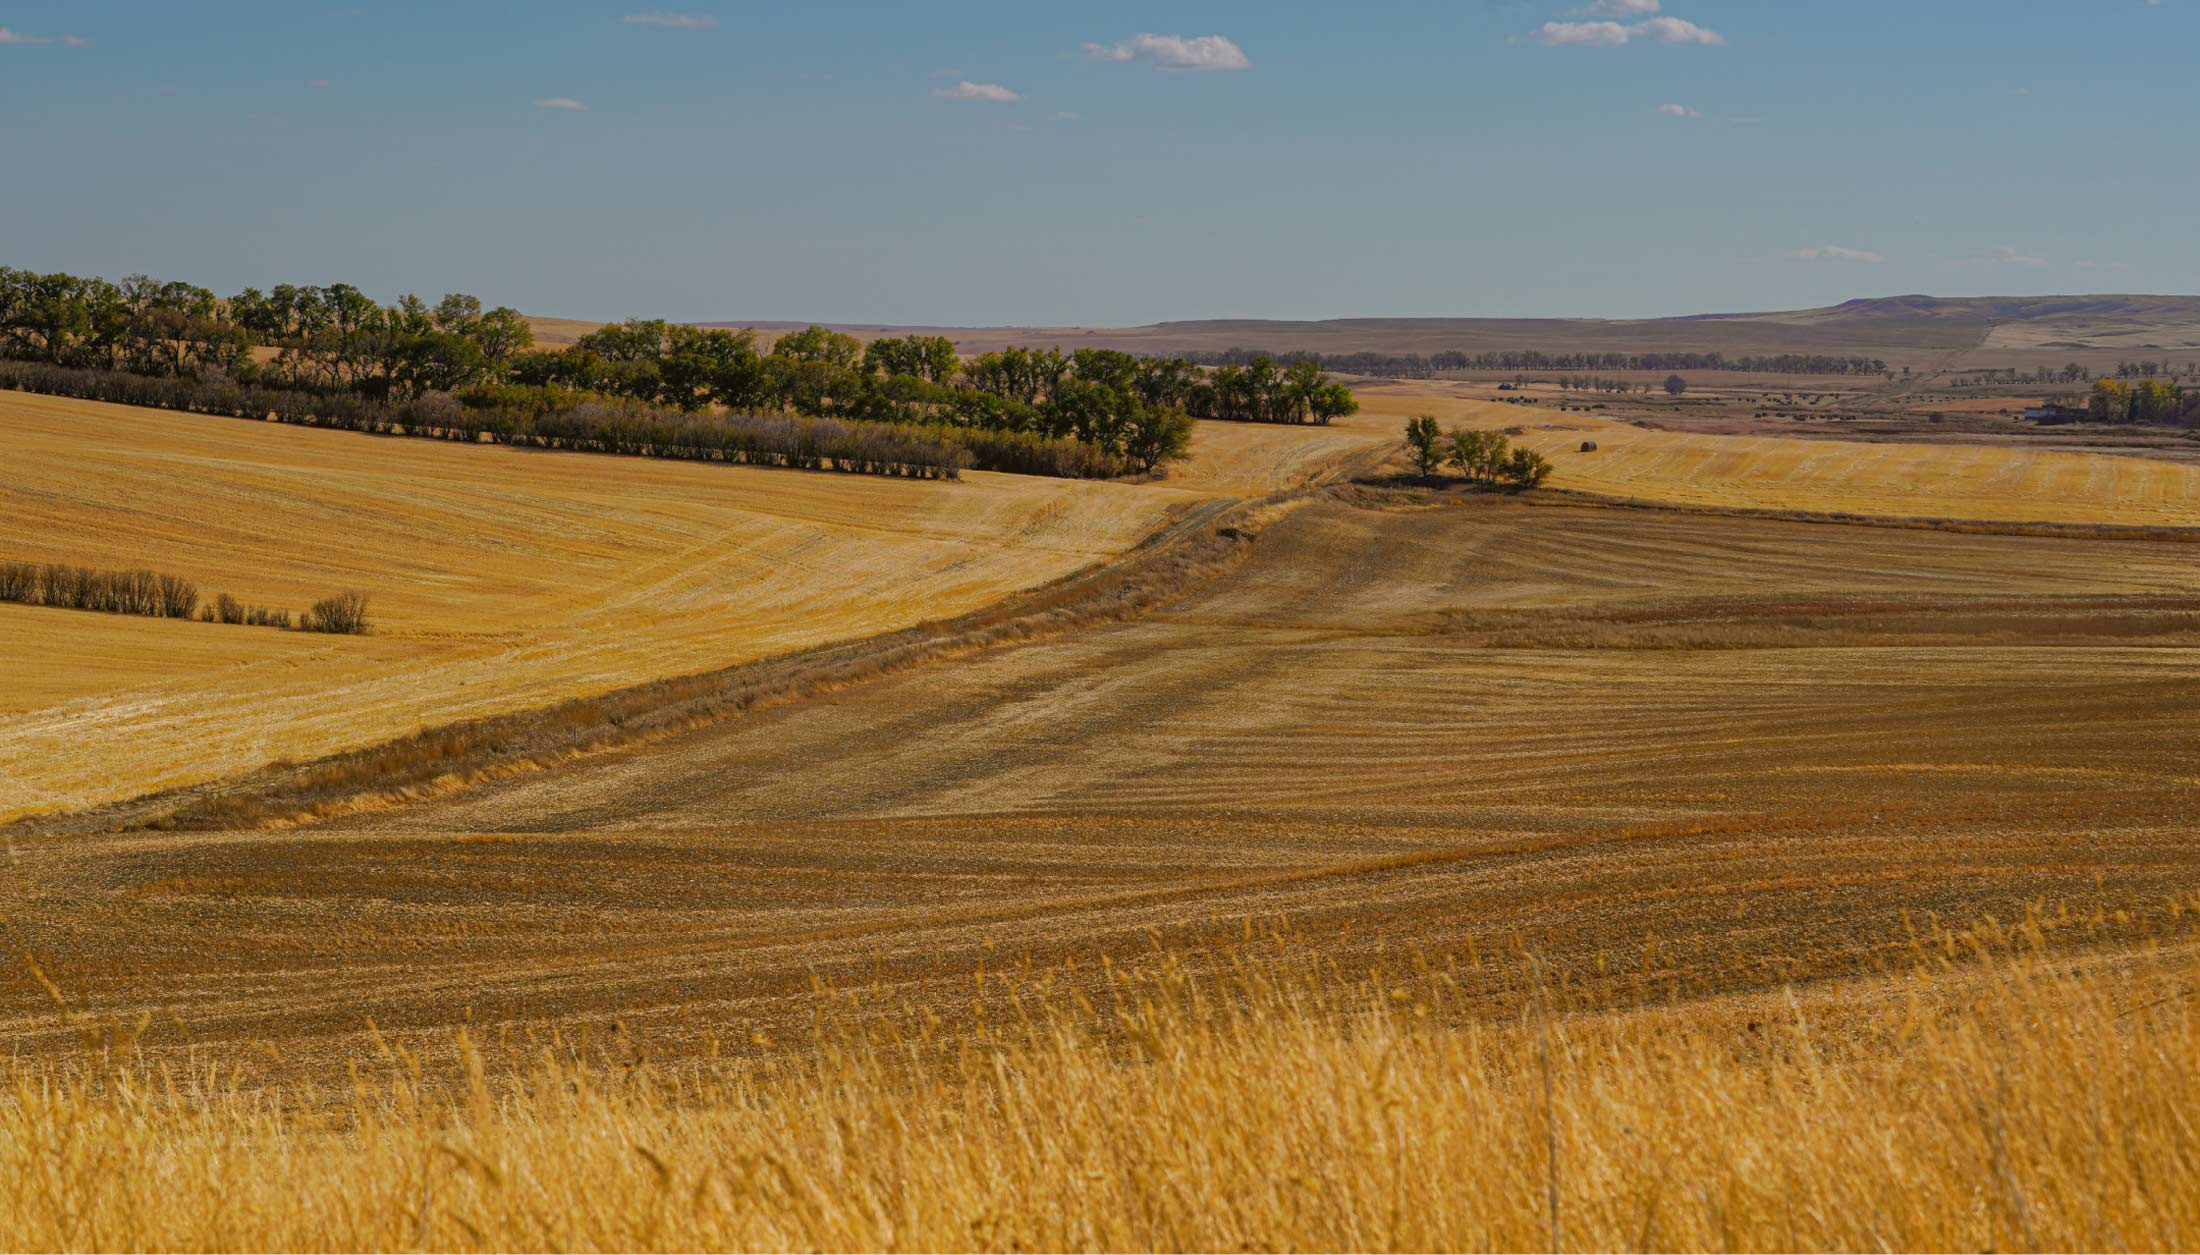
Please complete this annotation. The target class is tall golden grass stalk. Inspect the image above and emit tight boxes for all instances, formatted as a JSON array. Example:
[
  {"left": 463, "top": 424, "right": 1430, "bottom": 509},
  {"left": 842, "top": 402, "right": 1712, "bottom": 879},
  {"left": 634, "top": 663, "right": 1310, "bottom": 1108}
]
[{"left": 3, "top": 937, "right": 2197, "bottom": 1252}]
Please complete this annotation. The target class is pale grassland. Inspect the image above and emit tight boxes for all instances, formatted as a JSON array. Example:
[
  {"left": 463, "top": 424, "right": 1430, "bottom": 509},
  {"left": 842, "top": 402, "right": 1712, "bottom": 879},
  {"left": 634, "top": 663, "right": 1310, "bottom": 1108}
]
[
  {"left": 1348, "top": 381, "right": 2200, "bottom": 527},
  {"left": 4, "top": 913, "right": 2197, "bottom": 1252}
]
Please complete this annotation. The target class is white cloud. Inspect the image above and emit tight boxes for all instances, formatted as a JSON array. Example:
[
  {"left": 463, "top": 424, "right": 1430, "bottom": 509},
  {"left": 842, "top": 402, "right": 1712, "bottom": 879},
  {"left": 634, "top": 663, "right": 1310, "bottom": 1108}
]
[
  {"left": 932, "top": 80, "right": 1021, "bottom": 102},
  {"left": 0, "top": 26, "right": 52, "bottom": 44},
  {"left": 1788, "top": 244, "right": 1886, "bottom": 262},
  {"left": 1657, "top": 103, "right": 1701, "bottom": 118},
  {"left": 532, "top": 97, "right": 588, "bottom": 110},
  {"left": 1633, "top": 16, "right": 1726, "bottom": 45},
  {"left": 622, "top": 11, "right": 716, "bottom": 29},
  {"left": 1532, "top": 15, "right": 1724, "bottom": 46},
  {"left": 1084, "top": 33, "right": 1250, "bottom": 71},
  {"left": 1533, "top": 21, "right": 1631, "bottom": 46},
  {"left": 60, "top": 34, "right": 89, "bottom": 46},
  {"left": 1583, "top": 0, "right": 1660, "bottom": 14},
  {"left": 1951, "top": 245, "right": 2049, "bottom": 267}
]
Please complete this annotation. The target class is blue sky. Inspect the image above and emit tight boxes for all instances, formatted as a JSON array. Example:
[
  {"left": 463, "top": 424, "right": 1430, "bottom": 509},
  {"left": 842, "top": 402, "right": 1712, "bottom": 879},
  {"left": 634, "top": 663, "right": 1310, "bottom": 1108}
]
[{"left": 2, "top": 1, "right": 2193, "bottom": 324}]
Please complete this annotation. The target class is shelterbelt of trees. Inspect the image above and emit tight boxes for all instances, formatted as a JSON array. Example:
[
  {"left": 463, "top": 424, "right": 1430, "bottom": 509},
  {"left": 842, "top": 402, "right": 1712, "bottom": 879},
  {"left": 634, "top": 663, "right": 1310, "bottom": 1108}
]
[
  {"left": 1190, "top": 347, "right": 1892, "bottom": 379},
  {"left": 2087, "top": 377, "right": 2200, "bottom": 426},
  {"left": 0, "top": 265, "right": 1363, "bottom": 479}
]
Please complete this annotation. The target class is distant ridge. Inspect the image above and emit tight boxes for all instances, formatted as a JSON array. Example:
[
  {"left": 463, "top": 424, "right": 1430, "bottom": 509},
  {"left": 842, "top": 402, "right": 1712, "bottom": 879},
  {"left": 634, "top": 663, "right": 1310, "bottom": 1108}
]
[{"left": 670, "top": 295, "right": 2200, "bottom": 372}]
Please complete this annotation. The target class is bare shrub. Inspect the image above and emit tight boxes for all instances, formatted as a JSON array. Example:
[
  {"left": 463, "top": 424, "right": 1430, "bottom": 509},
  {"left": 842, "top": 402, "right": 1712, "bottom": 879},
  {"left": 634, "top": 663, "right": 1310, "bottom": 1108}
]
[
  {"left": 156, "top": 573, "right": 198, "bottom": 619},
  {"left": 213, "top": 592, "right": 245, "bottom": 625},
  {"left": 0, "top": 561, "right": 36, "bottom": 603},
  {"left": 303, "top": 591, "right": 370, "bottom": 635}
]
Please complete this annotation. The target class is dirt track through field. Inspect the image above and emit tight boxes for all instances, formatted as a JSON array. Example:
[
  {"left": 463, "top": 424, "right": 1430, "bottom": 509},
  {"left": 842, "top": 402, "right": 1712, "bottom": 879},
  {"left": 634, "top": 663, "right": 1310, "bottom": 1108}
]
[{"left": 11, "top": 495, "right": 2199, "bottom": 1076}]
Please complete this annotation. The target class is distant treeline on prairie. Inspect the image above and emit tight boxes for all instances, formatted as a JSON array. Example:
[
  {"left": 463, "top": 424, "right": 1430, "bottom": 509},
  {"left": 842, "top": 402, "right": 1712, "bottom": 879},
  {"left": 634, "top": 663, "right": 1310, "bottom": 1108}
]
[
  {"left": 0, "top": 265, "right": 1364, "bottom": 480},
  {"left": 1188, "top": 347, "right": 1894, "bottom": 379},
  {"left": 0, "top": 559, "right": 369, "bottom": 633}
]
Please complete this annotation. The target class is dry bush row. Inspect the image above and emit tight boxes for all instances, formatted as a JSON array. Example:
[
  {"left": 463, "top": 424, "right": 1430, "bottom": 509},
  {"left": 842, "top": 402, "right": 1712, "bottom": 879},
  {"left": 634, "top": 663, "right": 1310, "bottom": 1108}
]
[
  {"left": 0, "top": 560, "right": 369, "bottom": 634},
  {"left": 4, "top": 916, "right": 2197, "bottom": 1251}
]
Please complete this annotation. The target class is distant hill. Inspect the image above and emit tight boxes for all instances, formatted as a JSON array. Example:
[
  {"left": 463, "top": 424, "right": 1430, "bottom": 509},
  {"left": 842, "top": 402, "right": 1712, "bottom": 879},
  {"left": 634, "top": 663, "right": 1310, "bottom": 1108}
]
[{"left": 539, "top": 294, "right": 2200, "bottom": 375}]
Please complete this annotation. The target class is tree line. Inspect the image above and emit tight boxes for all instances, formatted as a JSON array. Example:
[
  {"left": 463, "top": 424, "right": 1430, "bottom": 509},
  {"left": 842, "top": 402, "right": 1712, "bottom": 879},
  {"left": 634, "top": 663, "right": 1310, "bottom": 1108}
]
[
  {"left": 1189, "top": 347, "right": 1890, "bottom": 379},
  {"left": 3, "top": 265, "right": 1366, "bottom": 478},
  {"left": 0, "top": 360, "right": 998, "bottom": 479},
  {"left": 1402, "top": 418, "right": 1553, "bottom": 489},
  {"left": 509, "top": 327, "right": 1214, "bottom": 468},
  {"left": 0, "top": 559, "right": 370, "bottom": 633},
  {"left": 2087, "top": 379, "right": 2200, "bottom": 426}
]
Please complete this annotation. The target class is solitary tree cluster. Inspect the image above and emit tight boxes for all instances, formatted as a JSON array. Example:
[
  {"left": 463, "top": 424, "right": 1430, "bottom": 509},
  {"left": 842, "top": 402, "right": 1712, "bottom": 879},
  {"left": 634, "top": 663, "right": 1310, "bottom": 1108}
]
[
  {"left": 1402, "top": 417, "right": 1553, "bottom": 489},
  {"left": 2088, "top": 378, "right": 2199, "bottom": 426},
  {"left": 0, "top": 559, "right": 371, "bottom": 634}
]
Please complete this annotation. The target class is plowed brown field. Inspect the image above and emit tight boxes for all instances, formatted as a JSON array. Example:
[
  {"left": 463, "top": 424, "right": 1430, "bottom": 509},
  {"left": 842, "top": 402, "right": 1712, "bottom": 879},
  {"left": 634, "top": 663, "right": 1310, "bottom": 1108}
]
[{"left": 10, "top": 491, "right": 2198, "bottom": 1078}]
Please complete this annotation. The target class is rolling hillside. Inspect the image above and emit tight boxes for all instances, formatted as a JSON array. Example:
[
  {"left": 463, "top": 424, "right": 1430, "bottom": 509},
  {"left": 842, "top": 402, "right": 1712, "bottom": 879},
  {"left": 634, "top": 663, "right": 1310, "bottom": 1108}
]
[{"left": 673, "top": 294, "right": 2200, "bottom": 374}]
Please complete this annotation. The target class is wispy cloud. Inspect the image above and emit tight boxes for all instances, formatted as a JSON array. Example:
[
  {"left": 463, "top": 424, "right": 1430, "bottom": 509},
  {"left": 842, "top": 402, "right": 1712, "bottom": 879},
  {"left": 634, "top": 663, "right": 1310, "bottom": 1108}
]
[
  {"left": 1084, "top": 33, "right": 1250, "bottom": 71},
  {"left": 622, "top": 11, "right": 716, "bottom": 29},
  {"left": 532, "top": 97, "right": 589, "bottom": 110},
  {"left": 0, "top": 26, "right": 51, "bottom": 44},
  {"left": 932, "top": 80, "right": 1021, "bottom": 102},
  {"left": 1657, "top": 103, "right": 1701, "bottom": 118},
  {"left": 1532, "top": 14, "right": 1724, "bottom": 46},
  {"left": 1951, "top": 245, "right": 2049, "bottom": 267},
  {"left": 1788, "top": 244, "right": 1886, "bottom": 263}
]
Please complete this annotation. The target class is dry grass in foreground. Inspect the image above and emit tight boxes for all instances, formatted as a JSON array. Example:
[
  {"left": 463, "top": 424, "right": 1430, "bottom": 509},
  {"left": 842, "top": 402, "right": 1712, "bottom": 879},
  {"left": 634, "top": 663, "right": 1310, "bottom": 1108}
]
[{"left": 6, "top": 915, "right": 2199, "bottom": 1253}]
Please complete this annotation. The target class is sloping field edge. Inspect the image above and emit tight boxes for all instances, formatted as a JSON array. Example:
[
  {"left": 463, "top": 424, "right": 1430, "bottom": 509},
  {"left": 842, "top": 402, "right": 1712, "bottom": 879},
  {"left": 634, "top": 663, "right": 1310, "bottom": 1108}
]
[
  {"left": 9, "top": 493, "right": 1301, "bottom": 840},
  {"left": 1518, "top": 485, "right": 2200, "bottom": 542}
]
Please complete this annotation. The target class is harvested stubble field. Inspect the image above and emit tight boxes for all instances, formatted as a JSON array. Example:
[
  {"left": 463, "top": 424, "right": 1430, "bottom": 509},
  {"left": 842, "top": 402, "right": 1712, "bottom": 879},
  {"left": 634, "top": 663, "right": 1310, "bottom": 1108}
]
[
  {"left": 1350, "top": 380, "right": 2200, "bottom": 527},
  {"left": 0, "top": 391, "right": 1365, "bottom": 822},
  {"left": 9, "top": 492, "right": 2200, "bottom": 1083}
]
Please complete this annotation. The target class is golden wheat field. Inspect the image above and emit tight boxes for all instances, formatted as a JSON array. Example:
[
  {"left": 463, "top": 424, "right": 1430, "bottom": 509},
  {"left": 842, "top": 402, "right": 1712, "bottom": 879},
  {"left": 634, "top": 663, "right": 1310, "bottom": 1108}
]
[
  {"left": 1351, "top": 380, "right": 2200, "bottom": 527},
  {"left": 6, "top": 930, "right": 2199, "bottom": 1252},
  {"left": 0, "top": 392, "right": 1373, "bottom": 822}
]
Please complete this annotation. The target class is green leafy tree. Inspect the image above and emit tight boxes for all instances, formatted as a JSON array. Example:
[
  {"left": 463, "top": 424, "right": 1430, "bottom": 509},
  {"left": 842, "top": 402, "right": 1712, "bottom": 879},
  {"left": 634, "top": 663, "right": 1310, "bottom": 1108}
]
[
  {"left": 771, "top": 325, "right": 863, "bottom": 370},
  {"left": 1123, "top": 406, "right": 1195, "bottom": 473},
  {"left": 1502, "top": 447, "right": 1553, "bottom": 489},
  {"left": 1445, "top": 428, "right": 1508, "bottom": 480},
  {"left": 1404, "top": 415, "right": 1444, "bottom": 477}
]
